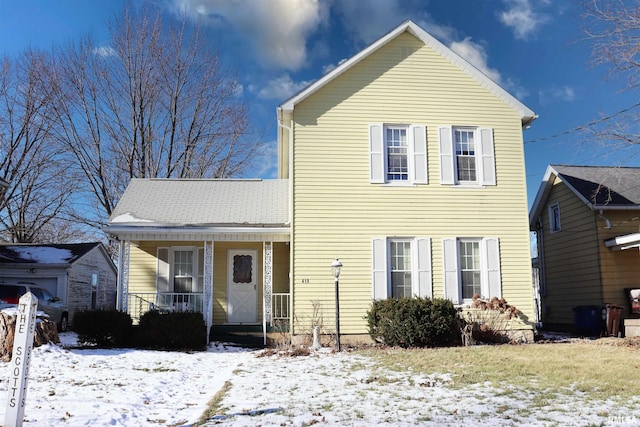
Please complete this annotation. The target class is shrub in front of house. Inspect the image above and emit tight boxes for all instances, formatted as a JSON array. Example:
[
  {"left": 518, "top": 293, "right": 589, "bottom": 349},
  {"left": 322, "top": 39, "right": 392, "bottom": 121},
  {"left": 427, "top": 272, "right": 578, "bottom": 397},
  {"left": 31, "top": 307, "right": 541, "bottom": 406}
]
[
  {"left": 136, "top": 310, "right": 207, "bottom": 351},
  {"left": 365, "top": 297, "right": 460, "bottom": 348},
  {"left": 72, "top": 309, "right": 133, "bottom": 348}
]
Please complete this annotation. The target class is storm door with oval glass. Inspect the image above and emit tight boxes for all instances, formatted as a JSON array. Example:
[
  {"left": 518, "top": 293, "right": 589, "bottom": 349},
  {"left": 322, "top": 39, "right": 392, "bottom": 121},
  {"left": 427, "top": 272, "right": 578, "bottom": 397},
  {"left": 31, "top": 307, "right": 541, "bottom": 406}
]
[{"left": 227, "top": 249, "right": 258, "bottom": 323}]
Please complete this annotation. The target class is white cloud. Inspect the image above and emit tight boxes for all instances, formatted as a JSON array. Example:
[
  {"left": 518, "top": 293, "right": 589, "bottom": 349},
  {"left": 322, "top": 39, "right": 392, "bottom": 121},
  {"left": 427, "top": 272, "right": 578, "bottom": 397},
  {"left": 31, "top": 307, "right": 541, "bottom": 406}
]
[
  {"left": 499, "top": 0, "right": 549, "bottom": 40},
  {"left": 538, "top": 86, "right": 576, "bottom": 104},
  {"left": 332, "top": 0, "right": 410, "bottom": 44},
  {"left": 449, "top": 37, "right": 502, "bottom": 84},
  {"left": 93, "top": 46, "right": 116, "bottom": 57},
  {"left": 257, "top": 74, "right": 312, "bottom": 100},
  {"left": 449, "top": 37, "right": 528, "bottom": 100},
  {"left": 172, "top": 0, "right": 328, "bottom": 70}
]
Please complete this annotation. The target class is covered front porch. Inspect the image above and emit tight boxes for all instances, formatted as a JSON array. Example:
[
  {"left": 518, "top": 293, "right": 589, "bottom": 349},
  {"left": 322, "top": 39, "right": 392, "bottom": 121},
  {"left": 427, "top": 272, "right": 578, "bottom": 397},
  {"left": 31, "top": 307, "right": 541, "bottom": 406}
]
[
  {"left": 106, "top": 178, "right": 291, "bottom": 345},
  {"left": 113, "top": 234, "right": 291, "bottom": 345}
]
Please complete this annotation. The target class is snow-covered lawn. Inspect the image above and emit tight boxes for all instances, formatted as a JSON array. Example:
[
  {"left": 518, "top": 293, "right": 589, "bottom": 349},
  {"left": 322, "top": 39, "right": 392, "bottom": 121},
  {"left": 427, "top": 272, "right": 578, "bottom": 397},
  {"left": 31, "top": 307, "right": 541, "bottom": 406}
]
[{"left": 0, "top": 333, "right": 637, "bottom": 426}]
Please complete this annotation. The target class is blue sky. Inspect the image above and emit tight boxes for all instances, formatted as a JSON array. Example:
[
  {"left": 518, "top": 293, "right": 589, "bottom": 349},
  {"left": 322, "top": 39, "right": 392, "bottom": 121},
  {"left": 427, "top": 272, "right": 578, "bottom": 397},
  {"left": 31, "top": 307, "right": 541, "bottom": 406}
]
[{"left": 1, "top": 0, "right": 637, "bottom": 208}]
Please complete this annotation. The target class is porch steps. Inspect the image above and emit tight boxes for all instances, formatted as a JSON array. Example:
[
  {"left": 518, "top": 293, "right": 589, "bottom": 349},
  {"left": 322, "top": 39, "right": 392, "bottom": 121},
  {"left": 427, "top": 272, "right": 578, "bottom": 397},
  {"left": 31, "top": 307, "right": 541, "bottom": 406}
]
[{"left": 209, "top": 325, "right": 265, "bottom": 349}]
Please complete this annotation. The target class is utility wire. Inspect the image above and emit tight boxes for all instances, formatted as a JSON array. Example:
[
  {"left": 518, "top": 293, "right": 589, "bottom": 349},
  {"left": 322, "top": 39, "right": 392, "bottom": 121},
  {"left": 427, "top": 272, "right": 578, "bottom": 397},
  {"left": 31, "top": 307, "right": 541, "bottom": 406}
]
[{"left": 524, "top": 101, "right": 640, "bottom": 145}]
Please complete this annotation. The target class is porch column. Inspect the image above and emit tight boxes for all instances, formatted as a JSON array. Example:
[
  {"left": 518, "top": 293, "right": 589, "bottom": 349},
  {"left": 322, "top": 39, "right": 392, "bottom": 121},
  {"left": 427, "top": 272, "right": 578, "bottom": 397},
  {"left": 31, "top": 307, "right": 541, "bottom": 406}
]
[
  {"left": 263, "top": 241, "right": 273, "bottom": 345},
  {"left": 116, "top": 240, "right": 130, "bottom": 312},
  {"left": 203, "top": 240, "right": 214, "bottom": 338}
]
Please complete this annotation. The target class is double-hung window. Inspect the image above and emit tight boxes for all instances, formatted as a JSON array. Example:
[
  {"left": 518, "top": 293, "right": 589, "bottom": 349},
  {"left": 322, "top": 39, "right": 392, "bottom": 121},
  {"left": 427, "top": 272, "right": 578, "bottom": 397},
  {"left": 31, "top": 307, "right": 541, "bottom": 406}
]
[
  {"left": 549, "top": 202, "right": 561, "bottom": 233},
  {"left": 372, "top": 237, "right": 432, "bottom": 299},
  {"left": 385, "top": 127, "right": 409, "bottom": 181},
  {"left": 439, "top": 126, "right": 495, "bottom": 186},
  {"left": 156, "top": 246, "right": 204, "bottom": 294},
  {"left": 369, "top": 124, "right": 427, "bottom": 184},
  {"left": 442, "top": 237, "right": 501, "bottom": 304},
  {"left": 454, "top": 128, "right": 477, "bottom": 182},
  {"left": 459, "top": 239, "right": 481, "bottom": 299},
  {"left": 389, "top": 240, "right": 412, "bottom": 297}
]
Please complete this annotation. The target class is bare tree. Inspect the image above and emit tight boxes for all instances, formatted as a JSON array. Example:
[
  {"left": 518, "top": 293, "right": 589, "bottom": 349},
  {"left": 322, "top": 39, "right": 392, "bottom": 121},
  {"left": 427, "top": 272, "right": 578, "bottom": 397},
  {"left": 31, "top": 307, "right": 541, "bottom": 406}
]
[
  {"left": 0, "top": 51, "right": 76, "bottom": 243},
  {"left": 50, "top": 3, "right": 258, "bottom": 227},
  {"left": 581, "top": 0, "right": 640, "bottom": 149}
]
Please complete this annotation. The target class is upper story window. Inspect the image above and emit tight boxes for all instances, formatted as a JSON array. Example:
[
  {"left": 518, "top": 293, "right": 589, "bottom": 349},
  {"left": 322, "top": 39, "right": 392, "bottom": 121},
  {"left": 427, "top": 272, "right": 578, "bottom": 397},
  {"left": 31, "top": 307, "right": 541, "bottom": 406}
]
[
  {"left": 454, "top": 128, "right": 477, "bottom": 183},
  {"left": 385, "top": 127, "right": 408, "bottom": 181},
  {"left": 369, "top": 124, "right": 427, "bottom": 185},
  {"left": 549, "top": 202, "right": 561, "bottom": 233},
  {"left": 439, "top": 126, "right": 495, "bottom": 186}
]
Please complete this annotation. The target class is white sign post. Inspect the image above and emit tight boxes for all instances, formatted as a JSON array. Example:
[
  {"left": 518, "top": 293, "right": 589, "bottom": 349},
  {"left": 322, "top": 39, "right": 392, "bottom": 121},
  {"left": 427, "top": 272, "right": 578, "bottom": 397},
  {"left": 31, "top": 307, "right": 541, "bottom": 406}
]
[{"left": 5, "top": 292, "right": 38, "bottom": 427}]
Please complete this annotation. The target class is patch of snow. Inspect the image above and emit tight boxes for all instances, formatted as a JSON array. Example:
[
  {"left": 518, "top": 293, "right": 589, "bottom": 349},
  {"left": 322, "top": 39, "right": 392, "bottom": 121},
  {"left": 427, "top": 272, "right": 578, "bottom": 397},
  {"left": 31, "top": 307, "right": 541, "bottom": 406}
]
[
  {"left": 0, "top": 337, "right": 636, "bottom": 426},
  {"left": 7, "top": 247, "right": 73, "bottom": 264},
  {"left": 110, "top": 213, "right": 153, "bottom": 223}
]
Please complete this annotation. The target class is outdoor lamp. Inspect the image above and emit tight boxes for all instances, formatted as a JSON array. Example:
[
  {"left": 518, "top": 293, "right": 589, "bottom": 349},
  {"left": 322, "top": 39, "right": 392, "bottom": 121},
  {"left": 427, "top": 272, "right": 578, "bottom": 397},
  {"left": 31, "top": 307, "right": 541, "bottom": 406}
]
[
  {"left": 331, "top": 258, "right": 342, "bottom": 351},
  {"left": 331, "top": 258, "right": 342, "bottom": 279}
]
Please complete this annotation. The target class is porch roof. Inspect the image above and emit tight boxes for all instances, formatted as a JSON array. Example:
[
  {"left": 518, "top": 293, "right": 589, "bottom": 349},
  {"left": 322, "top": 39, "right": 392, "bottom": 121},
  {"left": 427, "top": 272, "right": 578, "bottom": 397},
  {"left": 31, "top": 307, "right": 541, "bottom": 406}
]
[
  {"left": 106, "top": 179, "right": 290, "bottom": 240},
  {"left": 605, "top": 232, "right": 640, "bottom": 252}
]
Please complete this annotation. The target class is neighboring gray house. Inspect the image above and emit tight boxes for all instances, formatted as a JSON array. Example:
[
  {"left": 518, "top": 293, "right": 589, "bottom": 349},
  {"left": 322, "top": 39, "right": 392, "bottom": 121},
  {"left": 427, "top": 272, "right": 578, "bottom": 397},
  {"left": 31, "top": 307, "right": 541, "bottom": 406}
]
[{"left": 0, "top": 243, "right": 117, "bottom": 322}]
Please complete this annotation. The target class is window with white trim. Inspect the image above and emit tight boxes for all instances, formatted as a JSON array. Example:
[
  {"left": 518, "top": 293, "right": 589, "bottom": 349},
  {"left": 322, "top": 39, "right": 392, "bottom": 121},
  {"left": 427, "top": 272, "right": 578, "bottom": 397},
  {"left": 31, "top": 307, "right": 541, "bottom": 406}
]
[
  {"left": 385, "top": 126, "right": 408, "bottom": 181},
  {"left": 459, "top": 239, "right": 481, "bottom": 299},
  {"left": 372, "top": 237, "right": 432, "bottom": 299},
  {"left": 442, "top": 237, "right": 501, "bottom": 304},
  {"left": 549, "top": 202, "right": 561, "bottom": 233},
  {"left": 156, "top": 246, "right": 204, "bottom": 293},
  {"left": 454, "top": 128, "right": 477, "bottom": 182},
  {"left": 389, "top": 240, "right": 412, "bottom": 297},
  {"left": 369, "top": 124, "right": 427, "bottom": 184},
  {"left": 439, "top": 126, "right": 495, "bottom": 186}
]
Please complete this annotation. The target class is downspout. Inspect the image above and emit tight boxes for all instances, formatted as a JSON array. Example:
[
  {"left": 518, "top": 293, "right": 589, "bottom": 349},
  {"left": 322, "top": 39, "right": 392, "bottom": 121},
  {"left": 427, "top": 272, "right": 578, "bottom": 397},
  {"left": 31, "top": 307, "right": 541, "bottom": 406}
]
[
  {"left": 535, "top": 216, "right": 546, "bottom": 327},
  {"left": 277, "top": 107, "right": 295, "bottom": 336}
]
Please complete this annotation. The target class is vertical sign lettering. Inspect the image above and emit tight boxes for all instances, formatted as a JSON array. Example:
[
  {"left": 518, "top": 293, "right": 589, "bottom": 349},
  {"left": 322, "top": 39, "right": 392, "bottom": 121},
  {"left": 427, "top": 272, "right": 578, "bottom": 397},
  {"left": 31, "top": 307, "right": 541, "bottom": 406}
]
[{"left": 5, "top": 292, "right": 38, "bottom": 427}]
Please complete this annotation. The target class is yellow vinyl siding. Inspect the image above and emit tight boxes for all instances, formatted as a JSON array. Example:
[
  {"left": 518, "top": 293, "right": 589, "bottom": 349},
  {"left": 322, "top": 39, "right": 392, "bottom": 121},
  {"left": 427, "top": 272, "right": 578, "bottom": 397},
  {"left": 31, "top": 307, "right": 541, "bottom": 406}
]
[
  {"left": 540, "top": 181, "right": 601, "bottom": 327},
  {"left": 289, "top": 32, "right": 533, "bottom": 334}
]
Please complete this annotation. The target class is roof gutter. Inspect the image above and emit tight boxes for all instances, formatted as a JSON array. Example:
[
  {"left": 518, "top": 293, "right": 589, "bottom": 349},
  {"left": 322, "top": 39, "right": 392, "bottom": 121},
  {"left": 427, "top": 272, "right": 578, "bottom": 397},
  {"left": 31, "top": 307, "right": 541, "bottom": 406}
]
[{"left": 105, "top": 225, "right": 291, "bottom": 236}]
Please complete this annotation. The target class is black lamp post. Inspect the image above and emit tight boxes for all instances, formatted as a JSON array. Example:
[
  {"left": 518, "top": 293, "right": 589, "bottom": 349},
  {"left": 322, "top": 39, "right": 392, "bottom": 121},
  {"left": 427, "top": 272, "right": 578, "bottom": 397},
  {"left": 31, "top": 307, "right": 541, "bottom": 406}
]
[{"left": 331, "top": 258, "right": 342, "bottom": 351}]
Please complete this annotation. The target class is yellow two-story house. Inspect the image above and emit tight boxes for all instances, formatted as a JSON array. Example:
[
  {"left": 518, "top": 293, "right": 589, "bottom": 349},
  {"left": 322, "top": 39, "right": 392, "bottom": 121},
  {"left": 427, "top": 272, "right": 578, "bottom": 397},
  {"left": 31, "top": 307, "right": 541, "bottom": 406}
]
[{"left": 107, "top": 20, "right": 537, "bottom": 344}]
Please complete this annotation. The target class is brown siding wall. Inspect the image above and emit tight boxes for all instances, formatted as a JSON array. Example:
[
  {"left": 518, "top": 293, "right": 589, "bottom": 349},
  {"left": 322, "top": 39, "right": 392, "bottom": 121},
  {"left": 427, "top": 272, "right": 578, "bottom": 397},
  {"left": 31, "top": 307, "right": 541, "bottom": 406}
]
[{"left": 539, "top": 179, "right": 601, "bottom": 328}]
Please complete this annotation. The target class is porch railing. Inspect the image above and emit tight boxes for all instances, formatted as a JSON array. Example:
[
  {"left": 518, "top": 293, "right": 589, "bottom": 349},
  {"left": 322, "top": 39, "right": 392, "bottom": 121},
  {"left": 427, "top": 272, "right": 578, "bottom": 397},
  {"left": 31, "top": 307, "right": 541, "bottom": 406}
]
[
  {"left": 127, "top": 292, "right": 204, "bottom": 323},
  {"left": 272, "top": 293, "right": 290, "bottom": 322},
  {"left": 126, "top": 291, "right": 291, "bottom": 324}
]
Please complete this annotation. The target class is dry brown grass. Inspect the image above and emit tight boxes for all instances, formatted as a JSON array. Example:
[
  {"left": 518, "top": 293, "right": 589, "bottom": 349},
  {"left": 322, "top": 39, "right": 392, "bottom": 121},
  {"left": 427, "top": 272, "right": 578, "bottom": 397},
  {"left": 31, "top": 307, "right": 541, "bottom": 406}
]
[{"left": 359, "top": 338, "right": 640, "bottom": 400}]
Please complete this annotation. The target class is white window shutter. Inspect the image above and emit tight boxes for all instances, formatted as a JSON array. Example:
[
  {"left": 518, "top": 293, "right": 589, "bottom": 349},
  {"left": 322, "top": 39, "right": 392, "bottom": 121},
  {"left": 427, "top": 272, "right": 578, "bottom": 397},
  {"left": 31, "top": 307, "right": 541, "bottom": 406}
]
[
  {"left": 412, "top": 238, "right": 432, "bottom": 298},
  {"left": 439, "top": 126, "right": 454, "bottom": 184},
  {"left": 479, "top": 127, "right": 496, "bottom": 186},
  {"left": 442, "top": 238, "right": 460, "bottom": 304},
  {"left": 482, "top": 237, "right": 502, "bottom": 298},
  {"left": 196, "top": 247, "right": 205, "bottom": 292},
  {"left": 369, "top": 124, "right": 385, "bottom": 183},
  {"left": 372, "top": 237, "right": 388, "bottom": 299},
  {"left": 410, "top": 125, "right": 428, "bottom": 184},
  {"left": 156, "top": 247, "right": 170, "bottom": 293}
]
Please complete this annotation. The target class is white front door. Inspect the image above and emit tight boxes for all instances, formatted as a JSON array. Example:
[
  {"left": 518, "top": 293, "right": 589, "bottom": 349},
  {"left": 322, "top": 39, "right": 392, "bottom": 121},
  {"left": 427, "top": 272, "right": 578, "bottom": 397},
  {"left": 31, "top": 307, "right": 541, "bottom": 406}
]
[{"left": 227, "top": 249, "right": 258, "bottom": 323}]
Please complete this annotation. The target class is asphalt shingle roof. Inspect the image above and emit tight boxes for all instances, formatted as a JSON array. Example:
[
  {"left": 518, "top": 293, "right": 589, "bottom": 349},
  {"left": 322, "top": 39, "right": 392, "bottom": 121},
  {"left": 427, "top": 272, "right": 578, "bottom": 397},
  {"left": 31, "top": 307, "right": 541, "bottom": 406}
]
[
  {"left": 0, "top": 242, "right": 102, "bottom": 265},
  {"left": 109, "top": 179, "right": 289, "bottom": 226},
  {"left": 552, "top": 165, "right": 640, "bottom": 206}
]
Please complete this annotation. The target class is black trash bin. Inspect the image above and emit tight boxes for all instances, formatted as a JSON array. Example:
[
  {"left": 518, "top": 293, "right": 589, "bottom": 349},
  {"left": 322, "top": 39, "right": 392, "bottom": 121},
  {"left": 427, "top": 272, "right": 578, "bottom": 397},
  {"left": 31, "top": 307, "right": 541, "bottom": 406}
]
[{"left": 572, "top": 305, "right": 602, "bottom": 337}]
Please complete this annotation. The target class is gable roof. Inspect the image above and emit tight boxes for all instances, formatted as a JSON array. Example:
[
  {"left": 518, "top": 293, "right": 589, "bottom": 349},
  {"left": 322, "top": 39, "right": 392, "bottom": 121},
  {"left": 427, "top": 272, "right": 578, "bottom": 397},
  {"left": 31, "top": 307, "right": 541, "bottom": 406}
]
[
  {"left": 279, "top": 20, "right": 536, "bottom": 127},
  {"left": 107, "top": 179, "right": 289, "bottom": 230},
  {"left": 0, "top": 242, "right": 105, "bottom": 266},
  {"left": 529, "top": 165, "right": 640, "bottom": 227}
]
